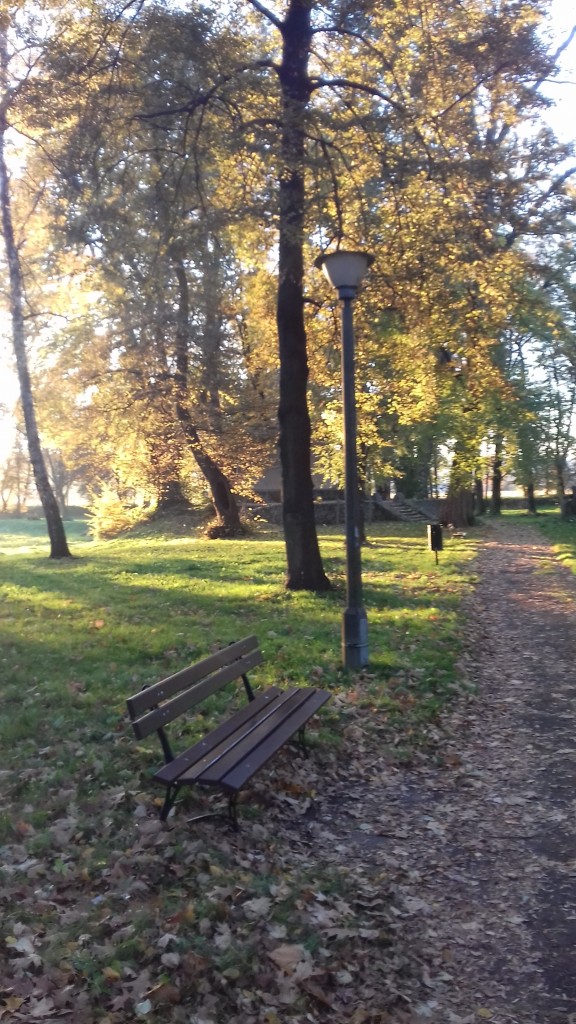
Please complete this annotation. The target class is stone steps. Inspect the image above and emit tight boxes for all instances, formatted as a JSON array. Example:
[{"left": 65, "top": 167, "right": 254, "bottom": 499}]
[{"left": 372, "top": 494, "right": 432, "bottom": 523}]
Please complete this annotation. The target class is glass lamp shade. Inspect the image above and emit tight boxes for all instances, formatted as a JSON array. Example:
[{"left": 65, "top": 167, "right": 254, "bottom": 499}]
[{"left": 314, "top": 250, "right": 374, "bottom": 290}]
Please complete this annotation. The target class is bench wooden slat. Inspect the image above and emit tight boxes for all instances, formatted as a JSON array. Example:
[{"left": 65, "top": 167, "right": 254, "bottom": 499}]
[
  {"left": 177, "top": 689, "right": 301, "bottom": 785},
  {"left": 130, "top": 647, "right": 264, "bottom": 739},
  {"left": 196, "top": 689, "right": 310, "bottom": 785},
  {"left": 199, "top": 688, "right": 330, "bottom": 789},
  {"left": 152, "top": 687, "right": 282, "bottom": 786},
  {"left": 219, "top": 689, "right": 330, "bottom": 792},
  {"left": 127, "top": 635, "right": 260, "bottom": 719}
]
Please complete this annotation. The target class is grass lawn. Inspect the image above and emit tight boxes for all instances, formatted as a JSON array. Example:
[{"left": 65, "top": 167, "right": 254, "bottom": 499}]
[
  {"left": 498, "top": 508, "right": 576, "bottom": 576},
  {"left": 529, "top": 511, "right": 576, "bottom": 575},
  {"left": 0, "top": 516, "right": 478, "bottom": 1022}
]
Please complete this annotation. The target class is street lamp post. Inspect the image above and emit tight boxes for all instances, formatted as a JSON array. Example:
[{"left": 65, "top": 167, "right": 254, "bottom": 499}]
[{"left": 315, "top": 250, "right": 374, "bottom": 670}]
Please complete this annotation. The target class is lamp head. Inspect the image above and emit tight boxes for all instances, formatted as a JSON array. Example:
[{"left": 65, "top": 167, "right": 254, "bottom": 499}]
[{"left": 314, "top": 250, "right": 374, "bottom": 298}]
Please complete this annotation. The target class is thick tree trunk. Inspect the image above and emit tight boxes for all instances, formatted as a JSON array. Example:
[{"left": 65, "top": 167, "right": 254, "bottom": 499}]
[
  {"left": 176, "top": 404, "right": 244, "bottom": 534},
  {"left": 277, "top": 0, "right": 330, "bottom": 590},
  {"left": 474, "top": 473, "right": 486, "bottom": 515},
  {"left": 446, "top": 447, "right": 474, "bottom": 528},
  {"left": 490, "top": 452, "right": 502, "bottom": 515},
  {"left": 555, "top": 457, "right": 568, "bottom": 519},
  {"left": 145, "top": 424, "right": 191, "bottom": 514},
  {"left": 0, "top": 101, "right": 71, "bottom": 557},
  {"left": 443, "top": 490, "right": 474, "bottom": 529},
  {"left": 154, "top": 480, "right": 191, "bottom": 514},
  {"left": 526, "top": 481, "right": 537, "bottom": 514},
  {"left": 172, "top": 255, "right": 243, "bottom": 535}
]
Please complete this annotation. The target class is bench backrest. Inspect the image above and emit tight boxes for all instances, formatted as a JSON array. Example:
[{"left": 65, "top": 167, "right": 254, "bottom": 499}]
[{"left": 126, "top": 635, "right": 263, "bottom": 740}]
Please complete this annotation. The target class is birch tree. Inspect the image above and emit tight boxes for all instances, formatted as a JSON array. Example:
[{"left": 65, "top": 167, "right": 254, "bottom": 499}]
[{"left": 0, "top": 8, "right": 71, "bottom": 556}]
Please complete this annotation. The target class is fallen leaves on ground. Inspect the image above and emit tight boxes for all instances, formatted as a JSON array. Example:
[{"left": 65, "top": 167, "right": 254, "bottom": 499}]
[{"left": 3, "top": 522, "right": 575, "bottom": 1022}]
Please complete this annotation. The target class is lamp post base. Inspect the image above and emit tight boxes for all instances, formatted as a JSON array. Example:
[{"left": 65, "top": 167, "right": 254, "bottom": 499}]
[{"left": 342, "top": 606, "right": 369, "bottom": 670}]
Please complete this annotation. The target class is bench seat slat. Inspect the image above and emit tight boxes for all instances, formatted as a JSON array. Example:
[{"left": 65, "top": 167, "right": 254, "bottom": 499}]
[
  {"left": 153, "top": 686, "right": 282, "bottom": 786},
  {"left": 172, "top": 689, "right": 301, "bottom": 786},
  {"left": 201, "top": 688, "right": 331, "bottom": 790},
  {"left": 196, "top": 689, "right": 312, "bottom": 786}
]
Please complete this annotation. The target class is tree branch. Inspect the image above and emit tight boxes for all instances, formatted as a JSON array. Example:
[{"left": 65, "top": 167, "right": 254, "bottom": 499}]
[
  {"left": 245, "top": 0, "right": 283, "bottom": 31},
  {"left": 551, "top": 24, "right": 576, "bottom": 67},
  {"left": 136, "top": 61, "right": 280, "bottom": 120},
  {"left": 309, "top": 75, "right": 403, "bottom": 112}
]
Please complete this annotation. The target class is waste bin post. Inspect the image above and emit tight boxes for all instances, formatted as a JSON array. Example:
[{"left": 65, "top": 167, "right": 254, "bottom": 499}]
[{"left": 427, "top": 523, "right": 443, "bottom": 565}]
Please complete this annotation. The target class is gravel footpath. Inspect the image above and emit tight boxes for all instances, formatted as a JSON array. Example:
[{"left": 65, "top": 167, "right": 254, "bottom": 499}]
[{"left": 309, "top": 520, "right": 576, "bottom": 1024}]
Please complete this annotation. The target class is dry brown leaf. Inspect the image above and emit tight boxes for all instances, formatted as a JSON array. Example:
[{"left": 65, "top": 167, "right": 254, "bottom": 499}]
[{"left": 268, "top": 944, "right": 307, "bottom": 974}]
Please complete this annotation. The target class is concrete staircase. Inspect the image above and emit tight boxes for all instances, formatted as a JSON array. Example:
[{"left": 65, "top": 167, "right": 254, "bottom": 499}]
[{"left": 372, "top": 493, "right": 433, "bottom": 524}]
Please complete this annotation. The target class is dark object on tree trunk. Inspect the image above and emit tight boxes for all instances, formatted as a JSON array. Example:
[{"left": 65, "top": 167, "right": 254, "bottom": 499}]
[{"left": 126, "top": 635, "right": 330, "bottom": 829}]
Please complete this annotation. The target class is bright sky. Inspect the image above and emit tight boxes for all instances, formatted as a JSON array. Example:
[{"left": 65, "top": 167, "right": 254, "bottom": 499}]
[
  {"left": 0, "top": 2, "right": 575, "bottom": 463},
  {"left": 543, "top": 0, "right": 576, "bottom": 142}
]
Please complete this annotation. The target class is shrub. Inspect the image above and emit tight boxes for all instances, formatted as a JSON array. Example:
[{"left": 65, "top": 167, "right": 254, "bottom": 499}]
[{"left": 86, "top": 486, "right": 148, "bottom": 538}]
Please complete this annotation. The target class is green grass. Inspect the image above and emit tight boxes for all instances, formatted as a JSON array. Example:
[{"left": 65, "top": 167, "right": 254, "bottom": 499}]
[
  {"left": 528, "top": 511, "right": 576, "bottom": 575},
  {"left": 0, "top": 519, "right": 477, "bottom": 755},
  {"left": 0, "top": 516, "right": 478, "bottom": 1022},
  {"left": 489, "top": 509, "right": 576, "bottom": 577}
]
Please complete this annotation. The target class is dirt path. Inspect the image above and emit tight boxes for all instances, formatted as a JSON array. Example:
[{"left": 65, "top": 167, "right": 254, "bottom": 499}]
[{"left": 311, "top": 520, "right": 576, "bottom": 1024}]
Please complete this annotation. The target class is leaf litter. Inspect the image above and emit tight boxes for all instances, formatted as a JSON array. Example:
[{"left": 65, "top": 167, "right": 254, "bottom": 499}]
[{"left": 2, "top": 520, "right": 576, "bottom": 1022}]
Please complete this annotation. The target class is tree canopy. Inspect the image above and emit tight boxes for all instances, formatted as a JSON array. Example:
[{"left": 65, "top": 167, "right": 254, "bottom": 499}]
[{"left": 1, "top": 0, "right": 575, "bottom": 565}]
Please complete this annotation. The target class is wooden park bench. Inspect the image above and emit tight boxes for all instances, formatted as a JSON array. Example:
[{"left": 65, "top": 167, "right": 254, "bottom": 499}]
[{"left": 126, "top": 635, "right": 330, "bottom": 829}]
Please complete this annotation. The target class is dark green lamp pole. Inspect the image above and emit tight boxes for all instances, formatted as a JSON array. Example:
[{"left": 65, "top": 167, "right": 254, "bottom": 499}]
[{"left": 315, "top": 250, "right": 374, "bottom": 670}]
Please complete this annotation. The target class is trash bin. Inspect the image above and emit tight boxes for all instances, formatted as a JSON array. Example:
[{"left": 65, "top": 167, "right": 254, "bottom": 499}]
[{"left": 427, "top": 523, "right": 443, "bottom": 557}]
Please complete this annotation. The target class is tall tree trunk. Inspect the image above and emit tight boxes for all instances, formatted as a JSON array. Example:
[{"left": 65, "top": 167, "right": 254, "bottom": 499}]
[
  {"left": 0, "top": 86, "right": 71, "bottom": 557},
  {"left": 526, "top": 481, "right": 537, "bottom": 514},
  {"left": 277, "top": 0, "right": 330, "bottom": 590},
  {"left": 357, "top": 444, "right": 369, "bottom": 545},
  {"left": 445, "top": 446, "right": 474, "bottom": 528},
  {"left": 555, "top": 456, "right": 568, "bottom": 519},
  {"left": 175, "top": 404, "right": 243, "bottom": 534},
  {"left": 145, "top": 420, "right": 191, "bottom": 514},
  {"left": 172, "top": 254, "right": 243, "bottom": 535},
  {"left": 474, "top": 473, "right": 486, "bottom": 515},
  {"left": 490, "top": 447, "right": 502, "bottom": 515},
  {"left": 153, "top": 477, "right": 191, "bottom": 514}
]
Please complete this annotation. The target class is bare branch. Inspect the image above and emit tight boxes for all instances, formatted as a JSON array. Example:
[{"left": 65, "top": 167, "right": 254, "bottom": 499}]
[
  {"left": 309, "top": 75, "right": 403, "bottom": 112},
  {"left": 245, "top": 0, "right": 283, "bottom": 31},
  {"left": 542, "top": 165, "right": 576, "bottom": 196},
  {"left": 551, "top": 24, "right": 576, "bottom": 67},
  {"left": 136, "top": 60, "right": 280, "bottom": 120}
]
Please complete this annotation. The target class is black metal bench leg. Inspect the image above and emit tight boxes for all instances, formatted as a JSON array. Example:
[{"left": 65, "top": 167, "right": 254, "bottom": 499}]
[
  {"left": 298, "top": 726, "right": 309, "bottom": 758},
  {"left": 160, "top": 783, "right": 180, "bottom": 822},
  {"left": 228, "top": 792, "right": 239, "bottom": 831}
]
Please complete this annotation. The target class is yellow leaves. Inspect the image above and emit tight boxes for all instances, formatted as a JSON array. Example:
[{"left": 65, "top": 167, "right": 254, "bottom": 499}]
[
  {"left": 183, "top": 901, "right": 196, "bottom": 923},
  {"left": 102, "top": 966, "right": 121, "bottom": 982}
]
